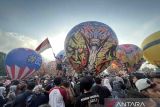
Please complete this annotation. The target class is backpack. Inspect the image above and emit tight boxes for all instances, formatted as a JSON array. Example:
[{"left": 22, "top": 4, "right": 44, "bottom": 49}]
[{"left": 25, "top": 93, "right": 37, "bottom": 107}]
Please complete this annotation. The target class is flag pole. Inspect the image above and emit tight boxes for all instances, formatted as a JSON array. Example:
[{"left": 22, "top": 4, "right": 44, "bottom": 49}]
[{"left": 51, "top": 47, "right": 60, "bottom": 77}]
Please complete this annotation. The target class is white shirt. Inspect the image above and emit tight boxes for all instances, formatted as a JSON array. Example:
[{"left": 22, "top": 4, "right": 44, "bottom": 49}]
[
  {"left": 103, "top": 78, "right": 112, "bottom": 92},
  {"left": 49, "top": 88, "right": 65, "bottom": 107}
]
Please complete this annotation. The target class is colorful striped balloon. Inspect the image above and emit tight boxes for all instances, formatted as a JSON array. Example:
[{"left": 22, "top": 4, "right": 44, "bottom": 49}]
[{"left": 5, "top": 48, "right": 42, "bottom": 80}]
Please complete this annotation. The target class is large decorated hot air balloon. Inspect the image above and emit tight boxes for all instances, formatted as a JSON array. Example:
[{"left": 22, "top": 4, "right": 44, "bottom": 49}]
[
  {"left": 141, "top": 31, "right": 160, "bottom": 67},
  {"left": 5, "top": 48, "right": 42, "bottom": 80},
  {"left": 65, "top": 21, "right": 118, "bottom": 74},
  {"left": 116, "top": 44, "right": 143, "bottom": 73}
]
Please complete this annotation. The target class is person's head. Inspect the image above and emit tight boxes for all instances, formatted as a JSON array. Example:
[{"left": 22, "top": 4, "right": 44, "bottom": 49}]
[
  {"left": 135, "top": 78, "right": 160, "bottom": 98},
  {"left": 61, "top": 81, "right": 70, "bottom": 88},
  {"left": 0, "top": 87, "right": 6, "bottom": 97},
  {"left": 95, "top": 77, "right": 102, "bottom": 85},
  {"left": 44, "top": 79, "right": 48, "bottom": 84},
  {"left": 54, "top": 77, "right": 62, "bottom": 86},
  {"left": 11, "top": 80, "right": 19, "bottom": 85},
  {"left": 27, "top": 81, "right": 36, "bottom": 91},
  {"left": 33, "top": 85, "right": 43, "bottom": 94},
  {"left": 10, "top": 85, "right": 17, "bottom": 93},
  {"left": 80, "top": 76, "right": 94, "bottom": 92},
  {"left": 131, "top": 73, "right": 146, "bottom": 83},
  {"left": 16, "top": 82, "right": 27, "bottom": 92},
  {"left": 0, "top": 83, "right": 3, "bottom": 87}
]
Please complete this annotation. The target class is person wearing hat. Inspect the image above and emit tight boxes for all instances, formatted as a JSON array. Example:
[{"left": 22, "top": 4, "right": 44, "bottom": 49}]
[{"left": 135, "top": 78, "right": 160, "bottom": 98}]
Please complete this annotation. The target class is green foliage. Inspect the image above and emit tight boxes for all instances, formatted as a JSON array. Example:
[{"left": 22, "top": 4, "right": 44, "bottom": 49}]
[{"left": 0, "top": 52, "right": 6, "bottom": 76}]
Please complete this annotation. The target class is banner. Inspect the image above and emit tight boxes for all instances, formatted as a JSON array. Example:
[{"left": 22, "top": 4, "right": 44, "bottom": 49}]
[{"left": 35, "top": 38, "right": 51, "bottom": 53}]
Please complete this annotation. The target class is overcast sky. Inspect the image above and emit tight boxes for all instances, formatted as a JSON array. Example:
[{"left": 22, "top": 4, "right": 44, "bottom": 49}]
[{"left": 0, "top": 0, "right": 160, "bottom": 59}]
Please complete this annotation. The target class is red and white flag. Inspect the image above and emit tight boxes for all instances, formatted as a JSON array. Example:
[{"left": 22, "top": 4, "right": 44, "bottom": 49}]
[{"left": 35, "top": 38, "right": 52, "bottom": 53}]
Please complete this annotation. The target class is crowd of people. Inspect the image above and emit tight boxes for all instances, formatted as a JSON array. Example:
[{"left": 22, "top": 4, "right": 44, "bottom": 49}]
[{"left": 0, "top": 70, "right": 160, "bottom": 107}]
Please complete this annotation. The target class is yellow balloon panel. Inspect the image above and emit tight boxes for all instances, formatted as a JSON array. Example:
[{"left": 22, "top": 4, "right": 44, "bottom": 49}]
[
  {"left": 143, "top": 43, "right": 160, "bottom": 66},
  {"left": 142, "top": 31, "right": 160, "bottom": 67},
  {"left": 142, "top": 31, "right": 160, "bottom": 48}
]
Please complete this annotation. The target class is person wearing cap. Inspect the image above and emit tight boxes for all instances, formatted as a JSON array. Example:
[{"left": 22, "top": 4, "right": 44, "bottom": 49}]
[{"left": 135, "top": 78, "right": 160, "bottom": 98}]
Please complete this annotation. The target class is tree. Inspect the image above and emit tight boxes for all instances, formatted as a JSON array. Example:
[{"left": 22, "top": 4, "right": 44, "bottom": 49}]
[{"left": 0, "top": 52, "right": 6, "bottom": 76}]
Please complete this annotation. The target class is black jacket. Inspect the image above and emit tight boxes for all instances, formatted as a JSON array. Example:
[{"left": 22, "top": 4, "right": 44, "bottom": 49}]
[{"left": 92, "top": 85, "right": 111, "bottom": 105}]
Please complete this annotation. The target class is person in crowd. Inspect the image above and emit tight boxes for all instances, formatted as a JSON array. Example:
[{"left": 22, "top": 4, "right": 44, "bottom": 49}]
[
  {"left": 126, "top": 90, "right": 158, "bottom": 107},
  {"left": 49, "top": 77, "right": 67, "bottom": 107},
  {"left": 111, "top": 75, "right": 126, "bottom": 98},
  {"left": 102, "top": 75, "right": 112, "bottom": 92},
  {"left": 73, "top": 78, "right": 81, "bottom": 97},
  {"left": 122, "top": 75, "right": 132, "bottom": 90},
  {"left": 75, "top": 76, "right": 100, "bottom": 107},
  {"left": 12, "top": 81, "right": 36, "bottom": 107},
  {"left": 131, "top": 72, "right": 147, "bottom": 83},
  {"left": 15, "top": 81, "right": 27, "bottom": 95},
  {"left": 4, "top": 79, "right": 11, "bottom": 97},
  {"left": 3, "top": 85, "right": 17, "bottom": 107},
  {"left": 6, "top": 85, "right": 17, "bottom": 101},
  {"left": 149, "top": 71, "right": 160, "bottom": 84},
  {"left": 61, "top": 80, "right": 75, "bottom": 107},
  {"left": 92, "top": 77, "right": 111, "bottom": 105},
  {"left": 135, "top": 78, "right": 160, "bottom": 98},
  {"left": 30, "top": 85, "right": 49, "bottom": 107},
  {"left": 0, "top": 83, "right": 7, "bottom": 106}
]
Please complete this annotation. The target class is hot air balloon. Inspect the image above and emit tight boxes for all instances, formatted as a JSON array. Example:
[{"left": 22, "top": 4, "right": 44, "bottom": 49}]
[
  {"left": 56, "top": 50, "right": 65, "bottom": 60},
  {"left": 65, "top": 21, "right": 118, "bottom": 74},
  {"left": 55, "top": 50, "right": 65, "bottom": 71},
  {"left": 116, "top": 44, "right": 143, "bottom": 73},
  {"left": 141, "top": 31, "right": 160, "bottom": 67},
  {"left": 5, "top": 48, "right": 42, "bottom": 80}
]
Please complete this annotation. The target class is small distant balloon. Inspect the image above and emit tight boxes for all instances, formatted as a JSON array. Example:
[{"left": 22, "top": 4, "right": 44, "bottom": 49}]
[
  {"left": 5, "top": 48, "right": 42, "bottom": 80},
  {"left": 55, "top": 50, "right": 66, "bottom": 71},
  {"left": 65, "top": 21, "right": 118, "bottom": 74},
  {"left": 141, "top": 31, "right": 160, "bottom": 67},
  {"left": 56, "top": 50, "right": 65, "bottom": 60}
]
